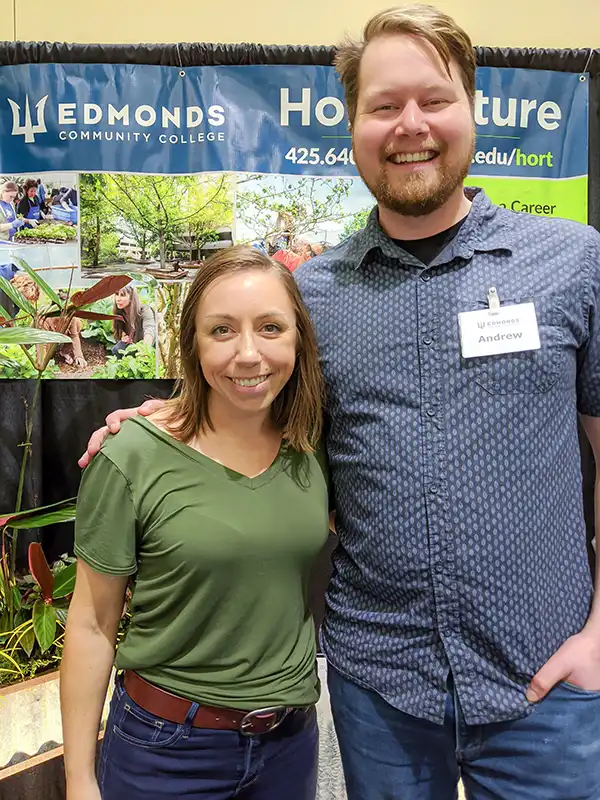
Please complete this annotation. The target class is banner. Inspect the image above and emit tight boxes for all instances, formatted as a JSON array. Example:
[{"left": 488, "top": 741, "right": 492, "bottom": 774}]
[{"left": 0, "top": 62, "right": 589, "bottom": 379}]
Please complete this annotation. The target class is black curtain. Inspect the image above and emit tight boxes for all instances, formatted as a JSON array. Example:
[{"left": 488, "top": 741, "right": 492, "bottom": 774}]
[{"left": 0, "top": 41, "right": 597, "bottom": 584}]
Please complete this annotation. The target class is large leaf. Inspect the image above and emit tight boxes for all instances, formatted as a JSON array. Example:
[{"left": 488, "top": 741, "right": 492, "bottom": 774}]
[
  {"left": 0, "top": 610, "right": 10, "bottom": 634},
  {"left": 0, "top": 498, "right": 77, "bottom": 530},
  {"left": 11, "top": 585, "right": 21, "bottom": 611},
  {"left": 70, "top": 275, "right": 132, "bottom": 308},
  {"left": 52, "top": 562, "right": 77, "bottom": 599},
  {"left": 33, "top": 600, "right": 57, "bottom": 653},
  {"left": 12, "top": 257, "right": 63, "bottom": 308},
  {"left": 20, "top": 625, "right": 35, "bottom": 657},
  {"left": 28, "top": 543, "right": 54, "bottom": 601},
  {"left": 0, "top": 327, "right": 70, "bottom": 346},
  {"left": 43, "top": 309, "right": 121, "bottom": 322},
  {"left": 55, "top": 608, "right": 68, "bottom": 626},
  {"left": 0, "top": 276, "right": 35, "bottom": 315},
  {"left": 73, "top": 310, "right": 121, "bottom": 321}
]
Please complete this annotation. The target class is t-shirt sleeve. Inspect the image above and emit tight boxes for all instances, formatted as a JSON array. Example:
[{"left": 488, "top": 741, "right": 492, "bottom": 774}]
[
  {"left": 74, "top": 451, "right": 138, "bottom": 576},
  {"left": 577, "top": 228, "right": 600, "bottom": 416}
]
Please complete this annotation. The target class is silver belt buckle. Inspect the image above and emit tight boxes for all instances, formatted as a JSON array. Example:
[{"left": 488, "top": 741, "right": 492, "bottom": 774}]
[{"left": 239, "top": 705, "right": 289, "bottom": 736}]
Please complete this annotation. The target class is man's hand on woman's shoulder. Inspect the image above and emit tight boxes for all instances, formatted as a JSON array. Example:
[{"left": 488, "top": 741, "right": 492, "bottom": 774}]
[{"left": 78, "top": 399, "right": 166, "bottom": 468}]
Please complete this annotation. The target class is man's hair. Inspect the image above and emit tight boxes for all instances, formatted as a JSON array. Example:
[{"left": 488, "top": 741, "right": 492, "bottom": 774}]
[{"left": 335, "top": 4, "right": 476, "bottom": 126}]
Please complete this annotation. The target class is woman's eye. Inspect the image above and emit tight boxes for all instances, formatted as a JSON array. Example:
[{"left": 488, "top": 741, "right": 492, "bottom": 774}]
[
  {"left": 262, "top": 323, "right": 281, "bottom": 334},
  {"left": 212, "top": 325, "right": 230, "bottom": 336}
]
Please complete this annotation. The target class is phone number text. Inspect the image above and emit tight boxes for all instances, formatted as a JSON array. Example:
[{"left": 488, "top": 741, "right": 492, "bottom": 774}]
[{"left": 284, "top": 146, "right": 355, "bottom": 166}]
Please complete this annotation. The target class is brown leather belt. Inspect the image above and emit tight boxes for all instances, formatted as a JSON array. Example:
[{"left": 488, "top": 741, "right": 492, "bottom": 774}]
[{"left": 123, "top": 670, "right": 297, "bottom": 735}]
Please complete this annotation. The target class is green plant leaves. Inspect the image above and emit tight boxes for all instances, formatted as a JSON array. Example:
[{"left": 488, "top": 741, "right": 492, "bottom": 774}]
[
  {"left": 55, "top": 608, "right": 69, "bottom": 626},
  {"left": 52, "top": 563, "right": 77, "bottom": 599},
  {"left": 0, "top": 648, "right": 24, "bottom": 677},
  {"left": 0, "top": 327, "right": 71, "bottom": 346},
  {"left": 0, "top": 499, "right": 77, "bottom": 531},
  {"left": 12, "top": 257, "right": 63, "bottom": 308},
  {"left": 20, "top": 626, "right": 35, "bottom": 657},
  {"left": 32, "top": 600, "right": 57, "bottom": 654},
  {"left": 0, "top": 276, "right": 35, "bottom": 315}
]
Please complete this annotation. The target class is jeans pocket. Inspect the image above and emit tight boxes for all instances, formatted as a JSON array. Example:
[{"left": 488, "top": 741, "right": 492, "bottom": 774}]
[
  {"left": 559, "top": 680, "right": 600, "bottom": 698},
  {"left": 112, "top": 696, "right": 186, "bottom": 749}
]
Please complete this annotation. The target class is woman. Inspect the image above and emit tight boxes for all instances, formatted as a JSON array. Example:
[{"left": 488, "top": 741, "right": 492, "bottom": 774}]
[
  {"left": 60, "top": 245, "right": 329, "bottom": 800},
  {"left": 111, "top": 284, "right": 156, "bottom": 357},
  {"left": 0, "top": 181, "right": 37, "bottom": 240},
  {"left": 16, "top": 178, "right": 44, "bottom": 221}
]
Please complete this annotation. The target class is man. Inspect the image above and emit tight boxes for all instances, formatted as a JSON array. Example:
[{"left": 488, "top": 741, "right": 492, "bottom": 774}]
[{"left": 81, "top": 5, "right": 600, "bottom": 798}]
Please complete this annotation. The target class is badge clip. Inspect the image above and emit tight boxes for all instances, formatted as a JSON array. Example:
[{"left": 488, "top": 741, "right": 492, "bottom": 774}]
[{"left": 487, "top": 286, "right": 500, "bottom": 315}]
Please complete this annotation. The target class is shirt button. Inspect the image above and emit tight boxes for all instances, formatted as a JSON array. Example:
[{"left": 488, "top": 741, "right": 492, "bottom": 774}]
[
  {"left": 426, "top": 406, "right": 436, "bottom": 417},
  {"left": 423, "top": 336, "right": 433, "bottom": 346},
  {"left": 421, "top": 273, "right": 431, "bottom": 282},
  {"left": 429, "top": 485, "right": 439, "bottom": 495}
]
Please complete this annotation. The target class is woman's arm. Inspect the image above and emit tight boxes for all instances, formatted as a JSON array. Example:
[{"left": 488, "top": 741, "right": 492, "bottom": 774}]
[
  {"left": 60, "top": 561, "right": 128, "bottom": 796},
  {"left": 139, "top": 304, "right": 156, "bottom": 345}
]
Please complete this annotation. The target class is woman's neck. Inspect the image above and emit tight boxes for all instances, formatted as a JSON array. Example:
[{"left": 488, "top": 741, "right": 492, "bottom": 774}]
[{"left": 204, "top": 399, "right": 279, "bottom": 446}]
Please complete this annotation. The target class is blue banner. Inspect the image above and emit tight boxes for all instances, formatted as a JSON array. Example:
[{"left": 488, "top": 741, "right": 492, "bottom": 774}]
[{"left": 0, "top": 63, "right": 588, "bottom": 179}]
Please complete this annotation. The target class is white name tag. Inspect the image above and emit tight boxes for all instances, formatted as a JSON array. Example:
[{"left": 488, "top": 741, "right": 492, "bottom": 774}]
[{"left": 458, "top": 302, "right": 540, "bottom": 359}]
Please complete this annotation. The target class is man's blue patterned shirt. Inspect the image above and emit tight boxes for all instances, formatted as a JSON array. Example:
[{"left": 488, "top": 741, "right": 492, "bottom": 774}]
[{"left": 295, "top": 188, "right": 600, "bottom": 725}]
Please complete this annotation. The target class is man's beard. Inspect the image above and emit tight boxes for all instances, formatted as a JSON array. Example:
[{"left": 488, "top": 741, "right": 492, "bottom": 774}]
[{"left": 357, "top": 139, "right": 474, "bottom": 218}]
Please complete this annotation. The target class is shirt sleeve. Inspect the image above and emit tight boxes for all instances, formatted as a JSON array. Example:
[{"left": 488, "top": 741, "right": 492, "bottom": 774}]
[
  {"left": 577, "top": 227, "right": 600, "bottom": 416},
  {"left": 74, "top": 451, "right": 138, "bottom": 576},
  {"left": 140, "top": 304, "right": 156, "bottom": 342}
]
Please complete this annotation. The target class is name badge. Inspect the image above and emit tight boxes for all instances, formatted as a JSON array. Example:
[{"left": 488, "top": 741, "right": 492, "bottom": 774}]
[{"left": 458, "top": 289, "right": 540, "bottom": 359}]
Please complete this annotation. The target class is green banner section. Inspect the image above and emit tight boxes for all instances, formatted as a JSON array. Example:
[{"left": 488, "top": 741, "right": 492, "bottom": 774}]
[{"left": 467, "top": 176, "right": 588, "bottom": 225}]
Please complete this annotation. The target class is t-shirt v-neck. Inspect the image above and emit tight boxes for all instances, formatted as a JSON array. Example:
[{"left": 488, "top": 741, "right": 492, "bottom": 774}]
[{"left": 134, "top": 416, "right": 284, "bottom": 489}]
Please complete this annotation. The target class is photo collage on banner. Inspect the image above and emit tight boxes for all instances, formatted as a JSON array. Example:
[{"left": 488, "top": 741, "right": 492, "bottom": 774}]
[
  {"left": 0, "top": 61, "right": 589, "bottom": 378},
  {"left": 0, "top": 167, "right": 374, "bottom": 380}
]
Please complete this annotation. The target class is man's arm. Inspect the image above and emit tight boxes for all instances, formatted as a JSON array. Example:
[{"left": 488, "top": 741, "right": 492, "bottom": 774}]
[
  {"left": 578, "top": 414, "right": 600, "bottom": 612},
  {"left": 78, "top": 399, "right": 165, "bottom": 468},
  {"left": 526, "top": 414, "right": 600, "bottom": 701}
]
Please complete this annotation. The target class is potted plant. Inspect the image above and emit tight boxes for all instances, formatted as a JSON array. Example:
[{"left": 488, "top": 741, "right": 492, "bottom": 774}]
[{"left": 0, "top": 261, "right": 130, "bottom": 777}]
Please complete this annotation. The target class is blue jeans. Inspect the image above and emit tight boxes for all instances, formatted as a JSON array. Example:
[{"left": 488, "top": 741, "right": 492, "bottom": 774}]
[
  {"left": 328, "top": 665, "right": 600, "bottom": 799},
  {"left": 98, "top": 674, "right": 318, "bottom": 799}
]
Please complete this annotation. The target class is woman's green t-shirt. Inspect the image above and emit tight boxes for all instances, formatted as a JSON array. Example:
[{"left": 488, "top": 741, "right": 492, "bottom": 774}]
[{"left": 74, "top": 417, "right": 330, "bottom": 710}]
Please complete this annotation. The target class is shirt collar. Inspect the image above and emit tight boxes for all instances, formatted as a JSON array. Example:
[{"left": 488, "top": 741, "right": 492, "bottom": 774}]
[{"left": 348, "top": 187, "right": 515, "bottom": 270}]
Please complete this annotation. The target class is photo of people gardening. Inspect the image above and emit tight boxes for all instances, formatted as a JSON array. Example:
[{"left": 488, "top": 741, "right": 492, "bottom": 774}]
[
  {"left": 235, "top": 173, "right": 374, "bottom": 270},
  {"left": 79, "top": 172, "right": 235, "bottom": 281},
  {"left": 0, "top": 263, "right": 157, "bottom": 379},
  {"left": 0, "top": 173, "right": 78, "bottom": 246},
  {"left": 155, "top": 173, "right": 374, "bottom": 378}
]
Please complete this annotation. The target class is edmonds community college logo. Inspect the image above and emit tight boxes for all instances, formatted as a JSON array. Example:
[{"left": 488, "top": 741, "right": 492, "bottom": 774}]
[{"left": 8, "top": 95, "right": 48, "bottom": 143}]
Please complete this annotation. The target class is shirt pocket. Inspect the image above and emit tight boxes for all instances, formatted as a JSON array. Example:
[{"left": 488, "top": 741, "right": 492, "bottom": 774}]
[{"left": 459, "top": 294, "right": 563, "bottom": 395}]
